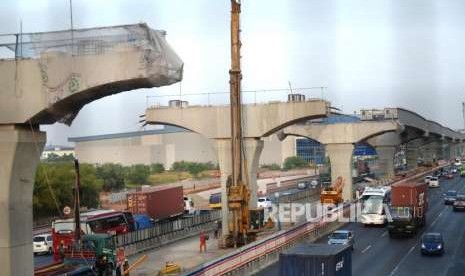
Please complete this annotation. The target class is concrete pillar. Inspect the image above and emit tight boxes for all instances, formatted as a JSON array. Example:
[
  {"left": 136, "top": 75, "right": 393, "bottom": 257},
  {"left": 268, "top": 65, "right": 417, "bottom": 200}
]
[
  {"left": 451, "top": 143, "right": 461, "bottom": 160},
  {"left": 242, "top": 138, "right": 264, "bottom": 209},
  {"left": 0, "top": 125, "right": 45, "bottom": 276},
  {"left": 375, "top": 146, "right": 396, "bottom": 179},
  {"left": 213, "top": 139, "right": 232, "bottom": 237},
  {"left": 325, "top": 143, "right": 354, "bottom": 201},
  {"left": 423, "top": 142, "right": 438, "bottom": 165},
  {"left": 436, "top": 142, "right": 446, "bottom": 161},
  {"left": 442, "top": 143, "right": 450, "bottom": 161},
  {"left": 405, "top": 142, "right": 419, "bottom": 171}
]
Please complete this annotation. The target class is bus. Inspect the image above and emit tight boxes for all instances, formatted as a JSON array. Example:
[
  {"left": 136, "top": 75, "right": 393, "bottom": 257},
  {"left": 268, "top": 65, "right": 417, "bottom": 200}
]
[
  {"left": 52, "top": 210, "right": 132, "bottom": 261},
  {"left": 359, "top": 186, "right": 391, "bottom": 225},
  {"left": 209, "top": 193, "right": 222, "bottom": 209}
]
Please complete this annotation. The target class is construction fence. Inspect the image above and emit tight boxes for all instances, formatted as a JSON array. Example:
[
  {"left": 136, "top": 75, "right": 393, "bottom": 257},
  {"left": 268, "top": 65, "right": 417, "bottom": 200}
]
[{"left": 114, "top": 210, "right": 221, "bottom": 256}]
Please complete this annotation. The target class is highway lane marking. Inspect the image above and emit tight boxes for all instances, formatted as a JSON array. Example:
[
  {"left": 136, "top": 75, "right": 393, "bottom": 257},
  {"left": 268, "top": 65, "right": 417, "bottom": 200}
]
[
  {"left": 388, "top": 245, "right": 416, "bottom": 276},
  {"left": 361, "top": 245, "right": 372, "bottom": 254},
  {"left": 429, "top": 210, "right": 443, "bottom": 228},
  {"left": 381, "top": 231, "right": 388, "bottom": 237}
]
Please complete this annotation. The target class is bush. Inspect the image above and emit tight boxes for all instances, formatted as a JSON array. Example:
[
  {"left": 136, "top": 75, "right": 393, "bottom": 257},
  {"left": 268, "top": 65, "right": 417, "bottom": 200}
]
[
  {"left": 260, "top": 164, "right": 281, "bottom": 170},
  {"left": 171, "top": 161, "right": 215, "bottom": 177},
  {"left": 283, "top": 156, "right": 308, "bottom": 171}
]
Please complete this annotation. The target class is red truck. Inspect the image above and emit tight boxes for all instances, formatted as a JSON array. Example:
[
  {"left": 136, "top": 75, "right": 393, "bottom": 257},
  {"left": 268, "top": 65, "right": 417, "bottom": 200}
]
[
  {"left": 127, "top": 186, "right": 184, "bottom": 221},
  {"left": 388, "top": 181, "right": 428, "bottom": 237}
]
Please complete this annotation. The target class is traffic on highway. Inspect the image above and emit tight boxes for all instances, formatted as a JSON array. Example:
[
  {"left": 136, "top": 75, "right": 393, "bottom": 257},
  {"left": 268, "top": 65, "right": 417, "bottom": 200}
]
[{"left": 257, "top": 166, "right": 465, "bottom": 276}]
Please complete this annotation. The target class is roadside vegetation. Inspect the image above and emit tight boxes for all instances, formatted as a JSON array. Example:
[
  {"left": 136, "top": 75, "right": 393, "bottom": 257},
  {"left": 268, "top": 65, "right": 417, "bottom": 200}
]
[{"left": 34, "top": 155, "right": 218, "bottom": 220}]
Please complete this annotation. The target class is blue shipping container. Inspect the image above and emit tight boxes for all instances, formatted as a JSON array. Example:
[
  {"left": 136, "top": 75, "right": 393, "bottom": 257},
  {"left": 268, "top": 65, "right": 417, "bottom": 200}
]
[{"left": 280, "top": 243, "right": 352, "bottom": 276}]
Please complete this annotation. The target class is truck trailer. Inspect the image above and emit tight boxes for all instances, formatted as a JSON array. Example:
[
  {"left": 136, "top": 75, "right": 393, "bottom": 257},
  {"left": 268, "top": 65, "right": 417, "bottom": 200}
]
[
  {"left": 388, "top": 181, "right": 428, "bottom": 237},
  {"left": 127, "top": 186, "right": 184, "bottom": 221}
]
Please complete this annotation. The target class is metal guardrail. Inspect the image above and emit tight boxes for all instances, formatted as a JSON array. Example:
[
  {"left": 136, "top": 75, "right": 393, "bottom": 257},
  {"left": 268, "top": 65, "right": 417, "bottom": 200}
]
[
  {"left": 114, "top": 210, "right": 221, "bottom": 256},
  {"left": 278, "top": 188, "right": 320, "bottom": 203}
]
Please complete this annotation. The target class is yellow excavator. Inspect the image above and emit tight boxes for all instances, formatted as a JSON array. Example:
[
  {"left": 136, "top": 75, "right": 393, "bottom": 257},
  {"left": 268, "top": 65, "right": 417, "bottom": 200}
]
[{"left": 320, "top": 176, "right": 344, "bottom": 205}]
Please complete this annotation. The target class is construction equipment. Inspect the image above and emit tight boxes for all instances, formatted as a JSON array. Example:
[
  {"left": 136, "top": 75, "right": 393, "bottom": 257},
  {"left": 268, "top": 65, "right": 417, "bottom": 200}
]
[
  {"left": 320, "top": 176, "right": 344, "bottom": 205},
  {"left": 158, "top": 261, "right": 181, "bottom": 276},
  {"left": 222, "top": 0, "right": 255, "bottom": 248}
]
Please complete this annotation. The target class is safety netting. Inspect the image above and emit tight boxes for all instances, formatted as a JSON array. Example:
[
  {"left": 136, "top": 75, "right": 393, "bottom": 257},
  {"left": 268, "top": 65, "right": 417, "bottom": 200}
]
[{"left": 0, "top": 23, "right": 183, "bottom": 124}]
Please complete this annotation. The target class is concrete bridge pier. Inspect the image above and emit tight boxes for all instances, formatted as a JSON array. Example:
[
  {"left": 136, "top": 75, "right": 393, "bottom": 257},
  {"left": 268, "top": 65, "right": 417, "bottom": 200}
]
[
  {"left": 242, "top": 138, "right": 264, "bottom": 209},
  {"left": 325, "top": 143, "right": 354, "bottom": 201},
  {"left": 0, "top": 125, "right": 45, "bottom": 276},
  {"left": 422, "top": 141, "right": 438, "bottom": 165},
  {"left": 214, "top": 139, "right": 233, "bottom": 237},
  {"left": 440, "top": 143, "right": 450, "bottom": 161},
  {"left": 405, "top": 140, "right": 421, "bottom": 171},
  {"left": 374, "top": 146, "right": 396, "bottom": 179}
]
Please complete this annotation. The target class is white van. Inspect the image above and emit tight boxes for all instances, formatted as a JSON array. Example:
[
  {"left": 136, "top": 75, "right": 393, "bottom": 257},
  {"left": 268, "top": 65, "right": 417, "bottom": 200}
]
[
  {"left": 33, "top": 234, "right": 53, "bottom": 255},
  {"left": 429, "top": 176, "right": 439, "bottom": 188},
  {"left": 184, "top": 196, "right": 195, "bottom": 214}
]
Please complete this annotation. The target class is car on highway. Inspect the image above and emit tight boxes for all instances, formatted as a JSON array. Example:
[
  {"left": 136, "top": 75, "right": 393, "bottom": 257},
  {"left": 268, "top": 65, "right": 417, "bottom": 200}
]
[
  {"left": 453, "top": 195, "right": 465, "bottom": 211},
  {"left": 421, "top": 232, "right": 444, "bottom": 255},
  {"left": 428, "top": 176, "right": 439, "bottom": 188},
  {"left": 297, "top": 181, "right": 308, "bottom": 189},
  {"left": 444, "top": 190, "right": 458, "bottom": 205},
  {"left": 327, "top": 230, "right": 354, "bottom": 250},
  {"left": 446, "top": 173, "right": 454, "bottom": 179},
  {"left": 33, "top": 234, "right": 53, "bottom": 255},
  {"left": 310, "top": 180, "right": 319, "bottom": 188},
  {"left": 424, "top": 176, "right": 432, "bottom": 184},
  {"left": 257, "top": 197, "right": 272, "bottom": 209}
]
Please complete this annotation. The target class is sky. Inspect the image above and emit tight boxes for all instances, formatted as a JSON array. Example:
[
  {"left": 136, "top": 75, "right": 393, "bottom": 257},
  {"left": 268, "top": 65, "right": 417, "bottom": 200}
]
[{"left": 2, "top": 0, "right": 465, "bottom": 145}]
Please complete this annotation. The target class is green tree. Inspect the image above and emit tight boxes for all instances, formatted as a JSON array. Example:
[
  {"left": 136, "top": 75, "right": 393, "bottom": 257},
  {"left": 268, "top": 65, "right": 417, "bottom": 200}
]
[
  {"left": 33, "top": 162, "right": 102, "bottom": 219},
  {"left": 150, "top": 163, "right": 165, "bottom": 173},
  {"left": 283, "top": 156, "right": 308, "bottom": 171},
  {"left": 125, "top": 164, "right": 151, "bottom": 185},
  {"left": 96, "top": 163, "right": 125, "bottom": 192}
]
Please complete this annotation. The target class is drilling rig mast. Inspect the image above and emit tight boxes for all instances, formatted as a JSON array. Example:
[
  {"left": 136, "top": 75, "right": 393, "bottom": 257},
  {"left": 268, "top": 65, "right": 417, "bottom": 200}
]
[{"left": 226, "top": 0, "right": 252, "bottom": 247}]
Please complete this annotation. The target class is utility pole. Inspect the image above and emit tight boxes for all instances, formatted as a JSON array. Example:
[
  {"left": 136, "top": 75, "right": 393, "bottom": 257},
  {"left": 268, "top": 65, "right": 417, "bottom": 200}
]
[
  {"left": 226, "top": 0, "right": 250, "bottom": 247},
  {"left": 73, "top": 159, "right": 81, "bottom": 242}
]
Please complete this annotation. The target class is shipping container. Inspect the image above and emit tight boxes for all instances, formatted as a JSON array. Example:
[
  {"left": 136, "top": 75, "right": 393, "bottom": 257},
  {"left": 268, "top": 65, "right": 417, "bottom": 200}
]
[
  {"left": 127, "top": 186, "right": 184, "bottom": 221},
  {"left": 388, "top": 182, "right": 428, "bottom": 237},
  {"left": 391, "top": 182, "right": 428, "bottom": 209},
  {"left": 280, "top": 243, "right": 352, "bottom": 276}
]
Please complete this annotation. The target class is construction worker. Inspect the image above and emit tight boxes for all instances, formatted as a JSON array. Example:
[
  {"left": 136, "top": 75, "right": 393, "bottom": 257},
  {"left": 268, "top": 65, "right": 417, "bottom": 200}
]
[
  {"left": 214, "top": 220, "right": 221, "bottom": 239},
  {"left": 199, "top": 231, "right": 207, "bottom": 252},
  {"left": 123, "top": 259, "right": 130, "bottom": 276}
]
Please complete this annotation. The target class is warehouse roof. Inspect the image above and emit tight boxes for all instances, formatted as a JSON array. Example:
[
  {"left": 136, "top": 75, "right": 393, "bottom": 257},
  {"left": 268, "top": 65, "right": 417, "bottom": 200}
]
[{"left": 68, "top": 125, "right": 189, "bottom": 142}]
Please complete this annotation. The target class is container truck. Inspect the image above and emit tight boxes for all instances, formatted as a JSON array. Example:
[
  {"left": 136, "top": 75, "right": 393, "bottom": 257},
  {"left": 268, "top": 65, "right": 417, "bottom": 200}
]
[
  {"left": 280, "top": 243, "right": 352, "bottom": 276},
  {"left": 388, "top": 181, "right": 427, "bottom": 237},
  {"left": 127, "top": 186, "right": 184, "bottom": 221}
]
